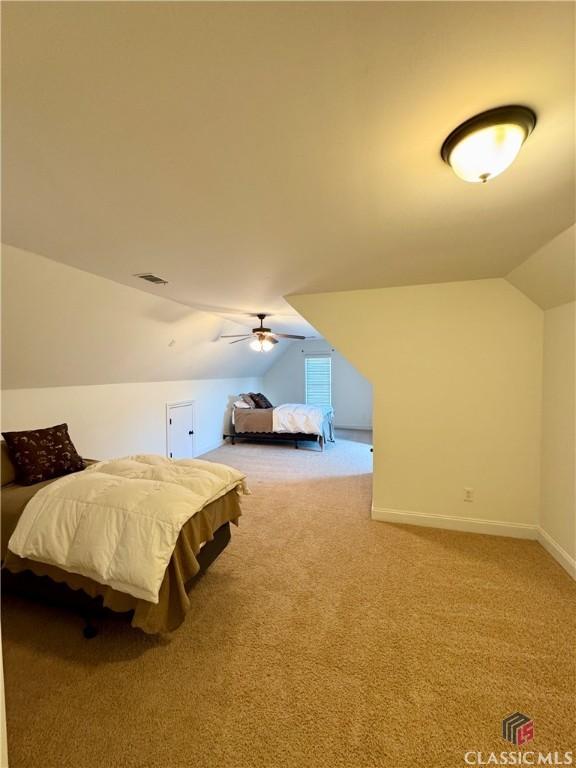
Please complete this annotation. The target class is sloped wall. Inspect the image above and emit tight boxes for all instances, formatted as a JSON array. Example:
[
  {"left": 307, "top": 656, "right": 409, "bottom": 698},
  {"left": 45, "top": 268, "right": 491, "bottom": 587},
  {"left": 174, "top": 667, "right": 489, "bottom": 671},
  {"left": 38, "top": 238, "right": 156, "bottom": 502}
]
[
  {"left": 1, "top": 244, "right": 268, "bottom": 457},
  {"left": 290, "top": 279, "right": 543, "bottom": 536},
  {"left": 1, "top": 244, "right": 277, "bottom": 388},
  {"left": 506, "top": 224, "right": 575, "bottom": 310}
]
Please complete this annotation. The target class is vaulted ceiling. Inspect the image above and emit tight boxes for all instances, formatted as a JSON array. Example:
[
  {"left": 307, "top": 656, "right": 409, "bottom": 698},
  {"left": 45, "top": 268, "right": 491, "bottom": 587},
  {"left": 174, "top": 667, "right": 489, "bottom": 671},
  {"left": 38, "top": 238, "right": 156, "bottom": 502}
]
[
  {"left": 2, "top": 244, "right": 285, "bottom": 388},
  {"left": 2, "top": 2, "right": 574, "bottom": 337}
]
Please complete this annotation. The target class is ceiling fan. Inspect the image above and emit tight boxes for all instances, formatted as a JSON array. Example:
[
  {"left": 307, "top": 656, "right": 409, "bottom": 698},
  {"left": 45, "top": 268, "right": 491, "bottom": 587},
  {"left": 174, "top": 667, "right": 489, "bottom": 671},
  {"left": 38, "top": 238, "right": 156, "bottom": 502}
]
[{"left": 221, "top": 313, "right": 309, "bottom": 352}]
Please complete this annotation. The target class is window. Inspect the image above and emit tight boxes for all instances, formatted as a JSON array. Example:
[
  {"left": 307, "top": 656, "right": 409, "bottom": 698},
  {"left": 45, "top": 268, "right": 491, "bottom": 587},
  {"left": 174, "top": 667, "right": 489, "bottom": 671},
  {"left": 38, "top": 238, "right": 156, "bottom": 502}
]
[{"left": 305, "top": 355, "right": 332, "bottom": 407}]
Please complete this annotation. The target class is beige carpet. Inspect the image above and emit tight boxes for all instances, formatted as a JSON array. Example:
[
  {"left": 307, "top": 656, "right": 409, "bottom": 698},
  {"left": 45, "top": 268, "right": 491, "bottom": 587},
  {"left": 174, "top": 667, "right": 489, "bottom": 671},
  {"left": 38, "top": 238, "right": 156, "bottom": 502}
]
[{"left": 2, "top": 437, "right": 575, "bottom": 768}]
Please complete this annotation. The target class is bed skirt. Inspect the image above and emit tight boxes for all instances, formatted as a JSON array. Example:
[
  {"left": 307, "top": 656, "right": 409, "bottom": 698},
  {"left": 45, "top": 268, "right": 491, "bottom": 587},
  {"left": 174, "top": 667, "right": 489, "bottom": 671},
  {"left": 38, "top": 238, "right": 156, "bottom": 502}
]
[
  {"left": 2, "top": 491, "right": 241, "bottom": 634},
  {"left": 223, "top": 411, "right": 334, "bottom": 450}
]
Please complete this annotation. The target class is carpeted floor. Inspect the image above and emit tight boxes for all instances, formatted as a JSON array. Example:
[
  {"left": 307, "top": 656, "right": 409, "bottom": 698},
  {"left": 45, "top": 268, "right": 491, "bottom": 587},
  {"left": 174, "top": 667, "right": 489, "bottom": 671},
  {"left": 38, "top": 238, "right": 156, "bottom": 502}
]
[{"left": 2, "top": 436, "right": 575, "bottom": 768}]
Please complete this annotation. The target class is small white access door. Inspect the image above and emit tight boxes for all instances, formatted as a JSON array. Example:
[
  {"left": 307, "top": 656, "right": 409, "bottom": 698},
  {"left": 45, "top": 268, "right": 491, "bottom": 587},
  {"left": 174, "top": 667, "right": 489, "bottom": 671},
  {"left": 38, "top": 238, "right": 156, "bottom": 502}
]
[{"left": 166, "top": 401, "right": 195, "bottom": 459}]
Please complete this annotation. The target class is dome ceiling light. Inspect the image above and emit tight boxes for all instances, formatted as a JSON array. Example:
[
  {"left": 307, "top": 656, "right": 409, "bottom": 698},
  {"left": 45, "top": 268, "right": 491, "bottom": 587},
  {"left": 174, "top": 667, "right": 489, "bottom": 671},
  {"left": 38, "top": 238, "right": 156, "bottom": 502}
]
[{"left": 441, "top": 105, "right": 537, "bottom": 183}]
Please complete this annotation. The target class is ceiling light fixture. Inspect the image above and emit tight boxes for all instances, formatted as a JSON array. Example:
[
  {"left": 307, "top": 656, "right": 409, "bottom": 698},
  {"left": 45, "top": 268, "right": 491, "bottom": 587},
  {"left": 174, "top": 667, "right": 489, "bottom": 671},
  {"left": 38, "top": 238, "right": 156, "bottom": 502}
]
[
  {"left": 441, "top": 105, "right": 536, "bottom": 183},
  {"left": 250, "top": 336, "right": 274, "bottom": 353},
  {"left": 221, "top": 313, "right": 308, "bottom": 350}
]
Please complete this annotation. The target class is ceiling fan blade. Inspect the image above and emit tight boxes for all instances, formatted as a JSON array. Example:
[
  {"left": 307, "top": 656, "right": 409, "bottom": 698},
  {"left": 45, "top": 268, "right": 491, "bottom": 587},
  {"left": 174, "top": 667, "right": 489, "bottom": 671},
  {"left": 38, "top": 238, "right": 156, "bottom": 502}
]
[
  {"left": 221, "top": 334, "right": 251, "bottom": 338},
  {"left": 273, "top": 333, "right": 307, "bottom": 340},
  {"left": 229, "top": 337, "right": 253, "bottom": 344}
]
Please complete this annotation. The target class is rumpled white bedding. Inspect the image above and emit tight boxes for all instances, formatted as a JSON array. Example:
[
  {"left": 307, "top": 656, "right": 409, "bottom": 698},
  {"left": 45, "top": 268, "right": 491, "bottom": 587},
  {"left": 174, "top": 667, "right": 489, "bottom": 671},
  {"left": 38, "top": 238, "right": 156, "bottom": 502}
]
[
  {"left": 272, "top": 403, "right": 333, "bottom": 436},
  {"left": 8, "top": 455, "right": 248, "bottom": 604}
]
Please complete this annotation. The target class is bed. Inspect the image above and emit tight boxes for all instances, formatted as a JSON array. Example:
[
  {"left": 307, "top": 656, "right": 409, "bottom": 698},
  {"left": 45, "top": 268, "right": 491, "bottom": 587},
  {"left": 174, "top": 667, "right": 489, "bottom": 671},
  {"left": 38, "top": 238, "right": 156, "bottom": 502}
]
[
  {"left": 224, "top": 394, "right": 335, "bottom": 450},
  {"left": 1, "top": 439, "right": 245, "bottom": 635}
]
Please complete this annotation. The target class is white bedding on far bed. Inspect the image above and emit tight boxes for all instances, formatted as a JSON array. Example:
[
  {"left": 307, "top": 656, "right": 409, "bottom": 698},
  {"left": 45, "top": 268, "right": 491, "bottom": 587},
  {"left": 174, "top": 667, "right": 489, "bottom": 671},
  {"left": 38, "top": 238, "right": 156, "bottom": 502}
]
[{"left": 272, "top": 403, "right": 333, "bottom": 436}]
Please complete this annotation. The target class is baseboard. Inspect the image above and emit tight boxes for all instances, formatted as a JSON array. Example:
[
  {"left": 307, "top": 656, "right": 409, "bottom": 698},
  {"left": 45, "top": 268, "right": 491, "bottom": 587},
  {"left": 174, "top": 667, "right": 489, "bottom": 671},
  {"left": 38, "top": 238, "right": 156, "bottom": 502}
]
[
  {"left": 334, "top": 424, "right": 373, "bottom": 431},
  {"left": 371, "top": 505, "right": 538, "bottom": 540},
  {"left": 537, "top": 528, "right": 576, "bottom": 580}
]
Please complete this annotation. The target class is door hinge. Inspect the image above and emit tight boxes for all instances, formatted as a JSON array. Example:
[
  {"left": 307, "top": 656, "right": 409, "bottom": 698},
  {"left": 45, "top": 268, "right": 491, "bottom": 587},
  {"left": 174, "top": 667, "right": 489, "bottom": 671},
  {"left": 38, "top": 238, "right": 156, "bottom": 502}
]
[
  {"left": 169, "top": 418, "right": 172, "bottom": 425},
  {"left": 169, "top": 452, "right": 172, "bottom": 458}
]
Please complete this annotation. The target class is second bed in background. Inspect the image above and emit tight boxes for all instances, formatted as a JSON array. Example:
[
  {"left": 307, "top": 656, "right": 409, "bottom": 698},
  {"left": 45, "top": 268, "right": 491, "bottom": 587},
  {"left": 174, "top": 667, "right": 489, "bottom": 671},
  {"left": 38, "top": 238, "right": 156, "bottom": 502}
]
[{"left": 225, "top": 393, "right": 334, "bottom": 450}]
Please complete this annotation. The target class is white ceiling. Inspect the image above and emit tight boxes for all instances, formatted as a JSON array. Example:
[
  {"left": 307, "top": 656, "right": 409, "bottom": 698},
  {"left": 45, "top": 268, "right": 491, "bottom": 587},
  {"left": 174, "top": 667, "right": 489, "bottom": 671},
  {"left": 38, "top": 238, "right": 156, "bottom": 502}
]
[{"left": 2, "top": 1, "right": 574, "bottom": 333}]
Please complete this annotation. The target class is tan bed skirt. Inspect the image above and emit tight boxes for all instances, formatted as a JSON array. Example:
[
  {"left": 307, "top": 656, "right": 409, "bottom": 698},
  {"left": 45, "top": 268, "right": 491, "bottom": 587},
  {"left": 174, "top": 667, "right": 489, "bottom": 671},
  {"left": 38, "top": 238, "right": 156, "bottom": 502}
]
[
  {"left": 3, "top": 491, "right": 241, "bottom": 634},
  {"left": 233, "top": 407, "right": 273, "bottom": 433}
]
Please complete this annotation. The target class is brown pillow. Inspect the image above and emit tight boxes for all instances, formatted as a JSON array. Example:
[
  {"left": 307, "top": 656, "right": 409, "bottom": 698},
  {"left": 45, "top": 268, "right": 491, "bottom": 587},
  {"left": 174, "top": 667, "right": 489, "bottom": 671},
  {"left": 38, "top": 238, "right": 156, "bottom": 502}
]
[
  {"left": 257, "top": 393, "right": 274, "bottom": 409},
  {"left": 240, "top": 394, "right": 256, "bottom": 407},
  {"left": 250, "top": 393, "right": 274, "bottom": 409},
  {"left": 2, "top": 423, "right": 85, "bottom": 486}
]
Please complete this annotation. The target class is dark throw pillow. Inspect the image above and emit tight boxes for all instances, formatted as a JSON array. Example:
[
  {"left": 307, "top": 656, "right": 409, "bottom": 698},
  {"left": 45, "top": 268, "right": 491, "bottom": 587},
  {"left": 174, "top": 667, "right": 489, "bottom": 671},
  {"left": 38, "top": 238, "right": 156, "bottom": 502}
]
[
  {"left": 250, "top": 393, "right": 274, "bottom": 409},
  {"left": 240, "top": 394, "right": 257, "bottom": 408},
  {"left": 2, "top": 423, "right": 85, "bottom": 486},
  {"left": 257, "top": 393, "right": 274, "bottom": 409}
]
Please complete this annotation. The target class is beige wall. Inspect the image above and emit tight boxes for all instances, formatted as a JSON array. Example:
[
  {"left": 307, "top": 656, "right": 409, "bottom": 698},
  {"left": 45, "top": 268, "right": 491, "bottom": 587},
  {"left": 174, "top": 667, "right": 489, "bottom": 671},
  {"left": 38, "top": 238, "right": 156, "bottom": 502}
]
[
  {"left": 290, "top": 279, "right": 543, "bottom": 536},
  {"left": 1, "top": 378, "right": 261, "bottom": 460},
  {"left": 539, "top": 301, "right": 575, "bottom": 571}
]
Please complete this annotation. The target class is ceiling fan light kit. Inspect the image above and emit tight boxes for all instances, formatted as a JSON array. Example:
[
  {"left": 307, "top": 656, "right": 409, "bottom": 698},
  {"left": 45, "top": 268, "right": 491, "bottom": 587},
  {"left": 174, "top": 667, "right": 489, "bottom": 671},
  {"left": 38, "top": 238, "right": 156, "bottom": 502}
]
[
  {"left": 220, "top": 313, "right": 308, "bottom": 352},
  {"left": 250, "top": 337, "right": 274, "bottom": 352},
  {"left": 441, "top": 105, "right": 537, "bottom": 183}
]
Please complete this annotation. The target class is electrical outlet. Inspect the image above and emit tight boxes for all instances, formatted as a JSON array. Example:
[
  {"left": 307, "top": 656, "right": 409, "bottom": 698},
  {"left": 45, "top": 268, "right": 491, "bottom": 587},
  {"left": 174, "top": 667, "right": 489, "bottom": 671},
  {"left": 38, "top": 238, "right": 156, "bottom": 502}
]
[{"left": 464, "top": 487, "right": 474, "bottom": 502}]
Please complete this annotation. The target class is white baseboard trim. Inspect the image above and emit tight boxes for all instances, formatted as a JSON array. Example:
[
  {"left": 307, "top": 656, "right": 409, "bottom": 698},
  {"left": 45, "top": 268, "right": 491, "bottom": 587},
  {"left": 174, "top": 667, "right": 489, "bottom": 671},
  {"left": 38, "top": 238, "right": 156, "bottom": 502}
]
[
  {"left": 537, "top": 528, "right": 576, "bottom": 580},
  {"left": 371, "top": 505, "right": 538, "bottom": 540},
  {"left": 334, "top": 424, "right": 373, "bottom": 431}
]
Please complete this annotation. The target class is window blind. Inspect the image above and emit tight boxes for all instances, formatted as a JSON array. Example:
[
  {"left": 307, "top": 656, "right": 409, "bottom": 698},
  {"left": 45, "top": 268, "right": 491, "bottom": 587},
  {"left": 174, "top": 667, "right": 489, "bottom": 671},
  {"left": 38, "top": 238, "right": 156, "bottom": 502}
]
[{"left": 305, "top": 356, "right": 332, "bottom": 407}]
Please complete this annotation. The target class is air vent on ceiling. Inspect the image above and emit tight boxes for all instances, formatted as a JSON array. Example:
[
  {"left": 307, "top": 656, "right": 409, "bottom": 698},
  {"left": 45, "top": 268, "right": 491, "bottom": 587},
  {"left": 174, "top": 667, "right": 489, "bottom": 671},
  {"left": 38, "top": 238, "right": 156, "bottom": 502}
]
[{"left": 133, "top": 273, "right": 168, "bottom": 285}]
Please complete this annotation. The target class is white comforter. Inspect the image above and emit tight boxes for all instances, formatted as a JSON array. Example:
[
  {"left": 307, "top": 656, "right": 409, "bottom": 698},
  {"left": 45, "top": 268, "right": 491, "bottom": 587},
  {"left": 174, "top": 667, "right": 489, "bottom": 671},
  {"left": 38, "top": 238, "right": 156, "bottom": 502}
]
[
  {"left": 8, "top": 455, "right": 247, "bottom": 604},
  {"left": 272, "top": 403, "right": 333, "bottom": 436}
]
